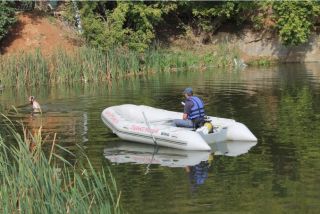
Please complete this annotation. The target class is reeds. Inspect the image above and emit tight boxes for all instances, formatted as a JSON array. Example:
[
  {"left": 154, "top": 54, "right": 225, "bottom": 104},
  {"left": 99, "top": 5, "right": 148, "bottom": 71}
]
[
  {"left": 0, "top": 115, "right": 121, "bottom": 213},
  {"left": 0, "top": 44, "right": 238, "bottom": 87},
  {"left": 0, "top": 49, "right": 49, "bottom": 87}
]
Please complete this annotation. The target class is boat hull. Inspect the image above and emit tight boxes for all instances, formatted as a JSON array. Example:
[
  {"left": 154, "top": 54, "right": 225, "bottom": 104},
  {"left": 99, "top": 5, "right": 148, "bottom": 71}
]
[{"left": 101, "top": 104, "right": 256, "bottom": 150}]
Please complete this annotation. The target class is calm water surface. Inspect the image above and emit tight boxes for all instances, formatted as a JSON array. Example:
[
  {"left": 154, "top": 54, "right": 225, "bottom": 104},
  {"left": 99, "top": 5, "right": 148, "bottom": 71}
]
[{"left": 1, "top": 64, "right": 320, "bottom": 213}]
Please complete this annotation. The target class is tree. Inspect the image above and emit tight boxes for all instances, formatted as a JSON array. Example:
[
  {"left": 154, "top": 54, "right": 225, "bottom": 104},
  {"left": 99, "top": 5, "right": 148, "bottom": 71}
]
[
  {"left": 80, "top": 1, "right": 164, "bottom": 52},
  {"left": 0, "top": 2, "right": 16, "bottom": 41},
  {"left": 192, "top": 1, "right": 258, "bottom": 33},
  {"left": 69, "top": 1, "right": 320, "bottom": 49}
]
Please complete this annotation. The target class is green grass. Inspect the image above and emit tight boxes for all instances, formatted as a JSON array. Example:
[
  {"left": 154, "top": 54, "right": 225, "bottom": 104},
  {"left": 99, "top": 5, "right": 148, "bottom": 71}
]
[
  {"left": 0, "top": 44, "right": 239, "bottom": 87},
  {"left": 0, "top": 115, "right": 122, "bottom": 213},
  {"left": 247, "top": 58, "right": 276, "bottom": 66}
]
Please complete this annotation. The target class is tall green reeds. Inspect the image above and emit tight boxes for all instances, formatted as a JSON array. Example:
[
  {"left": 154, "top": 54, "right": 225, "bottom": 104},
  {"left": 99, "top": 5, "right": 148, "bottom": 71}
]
[
  {"left": 50, "top": 47, "right": 108, "bottom": 83},
  {"left": 0, "top": 44, "right": 239, "bottom": 87},
  {"left": 0, "top": 115, "right": 121, "bottom": 213},
  {"left": 0, "top": 49, "right": 48, "bottom": 87}
]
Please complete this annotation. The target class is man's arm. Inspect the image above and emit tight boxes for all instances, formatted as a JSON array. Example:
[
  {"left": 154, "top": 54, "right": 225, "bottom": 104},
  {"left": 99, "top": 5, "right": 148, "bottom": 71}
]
[{"left": 183, "top": 101, "right": 193, "bottom": 120}]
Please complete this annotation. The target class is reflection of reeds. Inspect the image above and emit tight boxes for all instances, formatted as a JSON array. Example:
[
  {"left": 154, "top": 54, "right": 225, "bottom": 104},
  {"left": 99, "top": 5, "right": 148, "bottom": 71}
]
[
  {"left": 0, "top": 115, "right": 121, "bottom": 213},
  {"left": 0, "top": 45, "right": 238, "bottom": 87}
]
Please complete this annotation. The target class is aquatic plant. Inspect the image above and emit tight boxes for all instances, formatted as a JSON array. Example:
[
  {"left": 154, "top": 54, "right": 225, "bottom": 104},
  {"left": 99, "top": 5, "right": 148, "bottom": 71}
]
[
  {"left": 0, "top": 115, "right": 121, "bottom": 213},
  {"left": 0, "top": 44, "right": 239, "bottom": 87},
  {"left": 0, "top": 49, "right": 48, "bottom": 87},
  {"left": 247, "top": 58, "right": 275, "bottom": 67}
]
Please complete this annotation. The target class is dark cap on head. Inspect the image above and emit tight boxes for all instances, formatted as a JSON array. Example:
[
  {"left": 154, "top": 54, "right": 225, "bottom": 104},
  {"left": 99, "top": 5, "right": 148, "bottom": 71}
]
[{"left": 183, "top": 87, "right": 193, "bottom": 95}]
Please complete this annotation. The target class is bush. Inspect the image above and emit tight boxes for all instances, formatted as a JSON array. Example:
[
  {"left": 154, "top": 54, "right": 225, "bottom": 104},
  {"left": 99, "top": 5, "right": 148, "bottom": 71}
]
[
  {"left": 80, "top": 2, "right": 163, "bottom": 52},
  {"left": 273, "top": 1, "right": 320, "bottom": 46},
  {"left": 0, "top": 2, "right": 16, "bottom": 41}
]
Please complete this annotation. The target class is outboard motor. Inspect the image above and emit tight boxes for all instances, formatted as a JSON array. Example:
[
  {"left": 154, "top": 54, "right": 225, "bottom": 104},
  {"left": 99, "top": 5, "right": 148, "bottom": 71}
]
[
  {"left": 203, "top": 122, "right": 213, "bottom": 133},
  {"left": 196, "top": 116, "right": 214, "bottom": 134}
]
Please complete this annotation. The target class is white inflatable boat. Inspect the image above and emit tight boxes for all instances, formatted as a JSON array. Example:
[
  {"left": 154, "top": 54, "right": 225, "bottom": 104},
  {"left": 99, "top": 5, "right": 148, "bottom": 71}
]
[
  {"left": 101, "top": 104, "right": 257, "bottom": 151},
  {"left": 104, "top": 140, "right": 257, "bottom": 168}
]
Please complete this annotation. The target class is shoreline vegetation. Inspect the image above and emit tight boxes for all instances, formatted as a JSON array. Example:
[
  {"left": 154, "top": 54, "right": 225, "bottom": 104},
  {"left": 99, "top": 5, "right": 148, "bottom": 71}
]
[
  {"left": 0, "top": 115, "right": 121, "bottom": 213},
  {"left": 2, "top": 1, "right": 319, "bottom": 212},
  {"left": 0, "top": 43, "right": 242, "bottom": 87}
]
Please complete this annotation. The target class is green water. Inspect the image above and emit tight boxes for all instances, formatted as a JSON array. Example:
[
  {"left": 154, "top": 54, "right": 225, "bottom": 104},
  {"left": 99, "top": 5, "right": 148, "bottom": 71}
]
[{"left": 1, "top": 63, "right": 320, "bottom": 213}]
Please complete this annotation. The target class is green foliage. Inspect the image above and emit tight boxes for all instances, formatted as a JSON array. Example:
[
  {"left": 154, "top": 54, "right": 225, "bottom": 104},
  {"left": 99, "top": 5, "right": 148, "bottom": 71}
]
[
  {"left": 247, "top": 58, "right": 274, "bottom": 67},
  {"left": 0, "top": 49, "right": 48, "bottom": 87},
  {"left": 0, "top": 2, "right": 16, "bottom": 41},
  {"left": 126, "top": 3, "right": 162, "bottom": 51},
  {"left": 192, "top": 1, "right": 258, "bottom": 32},
  {"left": 77, "top": 1, "right": 263, "bottom": 51},
  {"left": 11, "top": 1, "right": 320, "bottom": 50},
  {"left": 273, "top": 1, "right": 320, "bottom": 46},
  {"left": 80, "top": 2, "right": 163, "bottom": 52},
  {"left": 4, "top": 1, "right": 320, "bottom": 51},
  {"left": 0, "top": 45, "right": 239, "bottom": 87},
  {"left": 0, "top": 116, "right": 121, "bottom": 213}
]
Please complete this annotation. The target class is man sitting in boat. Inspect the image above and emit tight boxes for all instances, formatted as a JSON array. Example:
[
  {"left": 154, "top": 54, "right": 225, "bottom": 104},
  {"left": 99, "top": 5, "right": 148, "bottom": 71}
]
[{"left": 174, "top": 87, "right": 205, "bottom": 129}]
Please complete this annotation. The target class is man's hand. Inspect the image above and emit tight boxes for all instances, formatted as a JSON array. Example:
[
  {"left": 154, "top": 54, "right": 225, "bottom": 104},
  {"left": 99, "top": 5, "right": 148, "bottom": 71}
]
[{"left": 183, "top": 113, "right": 188, "bottom": 120}]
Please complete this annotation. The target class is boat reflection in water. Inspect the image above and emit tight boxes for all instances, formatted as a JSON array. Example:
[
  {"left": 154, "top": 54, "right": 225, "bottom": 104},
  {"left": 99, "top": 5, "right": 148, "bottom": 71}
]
[
  {"left": 104, "top": 142, "right": 210, "bottom": 168},
  {"left": 104, "top": 140, "right": 257, "bottom": 168},
  {"left": 104, "top": 140, "right": 257, "bottom": 189},
  {"left": 185, "top": 141, "right": 257, "bottom": 190}
]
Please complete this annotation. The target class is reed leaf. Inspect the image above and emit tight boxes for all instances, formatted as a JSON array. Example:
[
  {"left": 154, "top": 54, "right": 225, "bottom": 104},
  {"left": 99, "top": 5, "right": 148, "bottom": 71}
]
[{"left": 0, "top": 114, "right": 122, "bottom": 213}]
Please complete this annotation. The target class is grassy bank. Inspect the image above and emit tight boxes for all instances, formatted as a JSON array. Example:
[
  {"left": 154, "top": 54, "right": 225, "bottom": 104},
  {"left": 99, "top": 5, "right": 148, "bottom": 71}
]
[
  {"left": 0, "top": 116, "right": 121, "bottom": 213},
  {"left": 0, "top": 44, "right": 239, "bottom": 87}
]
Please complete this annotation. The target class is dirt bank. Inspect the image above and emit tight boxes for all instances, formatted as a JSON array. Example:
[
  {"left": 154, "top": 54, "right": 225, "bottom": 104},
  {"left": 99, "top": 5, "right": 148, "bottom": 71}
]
[
  {"left": 0, "top": 12, "right": 80, "bottom": 55},
  {"left": 1, "top": 12, "right": 320, "bottom": 64}
]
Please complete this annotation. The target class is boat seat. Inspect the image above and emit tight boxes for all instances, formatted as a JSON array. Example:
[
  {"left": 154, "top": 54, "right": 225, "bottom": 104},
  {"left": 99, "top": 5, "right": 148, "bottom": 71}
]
[{"left": 114, "top": 104, "right": 179, "bottom": 124}]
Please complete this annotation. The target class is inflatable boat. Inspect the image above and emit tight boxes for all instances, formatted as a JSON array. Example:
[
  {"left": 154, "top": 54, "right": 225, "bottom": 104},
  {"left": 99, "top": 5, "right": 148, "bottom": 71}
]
[
  {"left": 101, "top": 105, "right": 257, "bottom": 151},
  {"left": 104, "top": 140, "right": 257, "bottom": 168}
]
